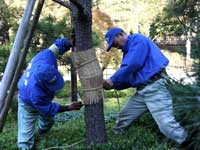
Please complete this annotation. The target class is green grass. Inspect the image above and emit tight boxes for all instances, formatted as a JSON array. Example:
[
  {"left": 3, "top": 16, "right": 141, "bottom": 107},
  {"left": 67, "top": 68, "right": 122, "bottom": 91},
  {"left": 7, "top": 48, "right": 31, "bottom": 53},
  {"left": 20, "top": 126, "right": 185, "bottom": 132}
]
[
  {"left": 34, "top": 92, "right": 173, "bottom": 150},
  {"left": 1, "top": 81, "right": 200, "bottom": 149}
]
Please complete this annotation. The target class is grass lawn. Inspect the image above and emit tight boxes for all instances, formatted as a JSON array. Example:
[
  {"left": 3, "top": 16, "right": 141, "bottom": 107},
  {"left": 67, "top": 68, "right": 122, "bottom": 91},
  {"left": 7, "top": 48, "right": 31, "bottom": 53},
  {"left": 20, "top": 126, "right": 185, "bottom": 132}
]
[{"left": 0, "top": 83, "right": 181, "bottom": 150}]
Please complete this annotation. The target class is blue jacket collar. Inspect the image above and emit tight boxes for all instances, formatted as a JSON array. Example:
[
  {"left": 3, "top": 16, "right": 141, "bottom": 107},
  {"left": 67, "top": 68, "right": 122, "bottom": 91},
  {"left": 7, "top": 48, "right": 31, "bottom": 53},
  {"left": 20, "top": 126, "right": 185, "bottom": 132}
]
[{"left": 121, "top": 35, "right": 130, "bottom": 53}]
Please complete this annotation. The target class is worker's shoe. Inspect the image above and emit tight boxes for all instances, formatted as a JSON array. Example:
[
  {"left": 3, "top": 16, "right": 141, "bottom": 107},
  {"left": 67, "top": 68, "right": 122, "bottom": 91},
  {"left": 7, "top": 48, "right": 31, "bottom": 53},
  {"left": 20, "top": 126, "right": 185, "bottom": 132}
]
[
  {"left": 37, "top": 128, "right": 49, "bottom": 141},
  {"left": 179, "top": 129, "right": 198, "bottom": 150},
  {"left": 179, "top": 141, "right": 194, "bottom": 150},
  {"left": 18, "top": 147, "right": 35, "bottom": 150},
  {"left": 38, "top": 128, "right": 49, "bottom": 136}
]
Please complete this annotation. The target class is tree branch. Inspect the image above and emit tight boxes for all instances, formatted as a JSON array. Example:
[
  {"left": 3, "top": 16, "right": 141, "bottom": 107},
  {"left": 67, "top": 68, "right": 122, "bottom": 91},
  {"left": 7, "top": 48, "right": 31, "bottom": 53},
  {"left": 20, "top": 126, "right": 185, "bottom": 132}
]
[
  {"left": 176, "top": 16, "right": 187, "bottom": 31},
  {"left": 52, "top": 0, "right": 72, "bottom": 10}
]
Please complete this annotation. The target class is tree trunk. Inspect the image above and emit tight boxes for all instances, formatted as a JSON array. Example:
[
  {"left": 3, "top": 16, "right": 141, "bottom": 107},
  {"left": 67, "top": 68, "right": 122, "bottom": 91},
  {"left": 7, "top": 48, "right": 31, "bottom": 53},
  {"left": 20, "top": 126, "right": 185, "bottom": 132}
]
[
  {"left": 184, "top": 30, "right": 192, "bottom": 70},
  {"left": 71, "top": 0, "right": 107, "bottom": 144},
  {"left": 84, "top": 99, "right": 107, "bottom": 144},
  {"left": 52, "top": 0, "right": 107, "bottom": 144},
  {"left": 0, "top": 0, "right": 36, "bottom": 111}
]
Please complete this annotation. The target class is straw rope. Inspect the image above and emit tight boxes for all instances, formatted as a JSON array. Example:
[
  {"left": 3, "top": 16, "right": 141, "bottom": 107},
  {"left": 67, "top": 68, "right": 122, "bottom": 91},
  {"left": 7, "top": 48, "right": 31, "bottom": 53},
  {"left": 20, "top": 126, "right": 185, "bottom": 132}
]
[{"left": 72, "top": 48, "right": 104, "bottom": 104}]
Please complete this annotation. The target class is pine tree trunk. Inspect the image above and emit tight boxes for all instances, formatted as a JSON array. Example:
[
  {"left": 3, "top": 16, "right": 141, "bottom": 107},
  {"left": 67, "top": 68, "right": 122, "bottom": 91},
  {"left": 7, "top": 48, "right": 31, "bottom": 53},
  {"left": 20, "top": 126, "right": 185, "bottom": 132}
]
[
  {"left": 71, "top": 0, "right": 107, "bottom": 144},
  {"left": 52, "top": 0, "right": 107, "bottom": 145}
]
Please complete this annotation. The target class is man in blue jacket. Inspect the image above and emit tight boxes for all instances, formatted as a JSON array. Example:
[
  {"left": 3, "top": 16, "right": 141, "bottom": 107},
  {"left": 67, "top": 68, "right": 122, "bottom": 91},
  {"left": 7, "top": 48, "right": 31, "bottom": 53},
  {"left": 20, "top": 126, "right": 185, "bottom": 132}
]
[
  {"left": 103, "top": 28, "right": 191, "bottom": 147},
  {"left": 17, "top": 38, "right": 83, "bottom": 150}
]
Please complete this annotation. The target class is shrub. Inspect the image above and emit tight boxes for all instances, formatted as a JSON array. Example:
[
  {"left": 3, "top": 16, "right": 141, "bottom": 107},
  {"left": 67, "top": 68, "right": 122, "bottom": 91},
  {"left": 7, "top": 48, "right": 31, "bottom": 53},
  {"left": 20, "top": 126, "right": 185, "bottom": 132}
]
[
  {"left": 0, "top": 44, "right": 11, "bottom": 74},
  {"left": 169, "top": 82, "right": 200, "bottom": 149}
]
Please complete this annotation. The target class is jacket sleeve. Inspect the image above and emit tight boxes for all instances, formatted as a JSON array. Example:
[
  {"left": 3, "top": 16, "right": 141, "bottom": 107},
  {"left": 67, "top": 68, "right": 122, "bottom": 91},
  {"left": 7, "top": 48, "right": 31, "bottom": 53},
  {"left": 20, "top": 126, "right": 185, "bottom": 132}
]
[
  {"left": 110, "top": 40, "right": 149, "bottom": 89},
  {"left": 30, "top": 87, "right": 60, "bottom": 117}
]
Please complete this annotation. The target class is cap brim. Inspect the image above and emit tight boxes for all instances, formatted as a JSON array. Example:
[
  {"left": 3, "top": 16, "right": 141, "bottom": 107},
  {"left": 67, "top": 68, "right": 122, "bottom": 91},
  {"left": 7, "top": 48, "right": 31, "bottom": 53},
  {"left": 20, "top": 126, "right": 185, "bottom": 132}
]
[
  {"left": 106, "top": 38, "right": 114, "bottom": 51},
  {"left": 48, "top": 72, "right": 64, "bottom": 91}
]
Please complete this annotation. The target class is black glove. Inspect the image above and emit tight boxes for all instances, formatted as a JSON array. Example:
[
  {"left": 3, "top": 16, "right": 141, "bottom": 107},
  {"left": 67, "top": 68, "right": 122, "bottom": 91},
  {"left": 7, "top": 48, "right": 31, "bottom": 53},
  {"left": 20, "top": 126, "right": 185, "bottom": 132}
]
[
  {"left": 58, "top": 101, "right": 83, "bottom": 113},
  {"left": 103, "top": 79, "right": 113, "bottom": 90}
]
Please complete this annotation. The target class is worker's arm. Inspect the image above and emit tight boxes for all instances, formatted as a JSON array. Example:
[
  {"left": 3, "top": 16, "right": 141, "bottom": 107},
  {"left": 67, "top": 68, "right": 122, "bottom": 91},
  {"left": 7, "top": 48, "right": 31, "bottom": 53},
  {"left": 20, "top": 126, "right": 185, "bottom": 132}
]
[
  {"left": 49, "top": 38, "right": 72, "bottom": 55},
  {"left": 30, "top": 87, "right": 82, "bottom": 116},
  {"left": 103, "top": 79, "right": 131, "bottom": 90},
  {"left": 110, "top": 40, "right": 149, "bottom": 90},
  {"left": 30, "top": 88, "right": 60, "bottom": 116}
]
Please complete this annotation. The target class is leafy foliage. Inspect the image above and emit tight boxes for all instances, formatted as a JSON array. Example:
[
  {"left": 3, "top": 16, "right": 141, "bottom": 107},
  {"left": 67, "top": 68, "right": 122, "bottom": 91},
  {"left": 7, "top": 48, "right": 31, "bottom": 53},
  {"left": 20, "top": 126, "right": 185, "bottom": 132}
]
[
  {"left": 149, "top": 14, "right": 184, "bottom": 38},
  {"left": 0, "top": 44, "right": 11, "bottom": 74},
  {"left": 168, "top": 81, "right": 200, "bottom": 149},
  {"left": 149, "top": 0, "right": 199, "bottom": 38},
  {"left": 166, "top": 0, "right": 199, "bottom": 34},
  {"left": 32, "top": 15, "right": 72, "bottom": 50},
  {"left": 0, "top": 0, "right": 200, "bottom": 149}
]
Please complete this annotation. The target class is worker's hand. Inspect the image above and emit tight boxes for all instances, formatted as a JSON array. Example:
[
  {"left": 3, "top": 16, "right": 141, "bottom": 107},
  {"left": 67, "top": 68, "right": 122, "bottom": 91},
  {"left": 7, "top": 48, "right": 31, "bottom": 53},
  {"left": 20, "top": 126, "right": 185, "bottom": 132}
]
[
  {"left": 68, "top": 101, "right": 83, "bottom": 111},
  {"left": 103, "top": 79, "right": 113, "bottom": 90},
  {"left": 58, "top": 102, "right": 83, "bottom": 113}
]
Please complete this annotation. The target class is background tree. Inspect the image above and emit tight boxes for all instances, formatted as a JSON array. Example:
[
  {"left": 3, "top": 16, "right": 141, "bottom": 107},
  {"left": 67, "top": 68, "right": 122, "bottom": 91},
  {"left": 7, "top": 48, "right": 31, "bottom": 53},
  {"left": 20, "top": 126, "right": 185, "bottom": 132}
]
[
  {"left": 149, "top": 1, "right": 200, "bottom": 149},
  {"left": 0, "top": 0, "right": 37, "bottom": 130},
  {"left": 0, "top": 0, "right": 45, "bottom": 132},
  {"left": 149, "top": 0, "right": 200, "bottom": 87},
  {"left": 0, "top": 0, "right": 10, "bottom": 44},
  {"left": 0, "top": 0, "right": 24, "bottom": 75}
]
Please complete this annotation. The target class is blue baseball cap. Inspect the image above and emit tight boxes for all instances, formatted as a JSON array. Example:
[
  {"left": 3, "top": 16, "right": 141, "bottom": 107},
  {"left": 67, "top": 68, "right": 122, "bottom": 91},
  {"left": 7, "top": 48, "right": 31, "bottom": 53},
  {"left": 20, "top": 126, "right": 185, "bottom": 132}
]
[
  {"left": 53, "top": 38, "right": 72, "bottom": 55},
  {"left": 105, "top": 27, "right": 123, "bottom": 51},
  {"left": 35, "top": 64, "right": 64, "bottom": 91}
]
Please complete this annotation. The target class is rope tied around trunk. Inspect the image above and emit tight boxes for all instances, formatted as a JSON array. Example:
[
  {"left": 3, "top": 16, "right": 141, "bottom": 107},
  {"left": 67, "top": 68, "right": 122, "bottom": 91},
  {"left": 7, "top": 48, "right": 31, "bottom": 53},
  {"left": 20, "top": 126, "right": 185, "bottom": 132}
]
[
  {"left": 74, "top": 57, "right": 97, "bottom": 69},
  {"left": 72, "top": 48, "right": 104, "bottom": 104}
]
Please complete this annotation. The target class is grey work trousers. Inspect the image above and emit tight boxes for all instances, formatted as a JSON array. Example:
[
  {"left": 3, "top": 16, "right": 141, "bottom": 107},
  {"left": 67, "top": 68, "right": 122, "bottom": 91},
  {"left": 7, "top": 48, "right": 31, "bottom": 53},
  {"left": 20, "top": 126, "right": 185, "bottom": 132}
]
[
  {"left": 18, "top": 99, "right": 54, "bottom": 149},
  {"left": 113, "top": 78, "right": 187, "bottom": 144}
]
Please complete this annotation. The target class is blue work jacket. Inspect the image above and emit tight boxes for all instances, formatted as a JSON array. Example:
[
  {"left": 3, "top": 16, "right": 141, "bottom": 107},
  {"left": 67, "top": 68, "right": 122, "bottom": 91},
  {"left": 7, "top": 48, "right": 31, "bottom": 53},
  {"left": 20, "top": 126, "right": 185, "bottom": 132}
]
[
  {"left": 18, "top": 49, "right": 61, "bottom": 116},
  {"left": 110, "top": 34, "right": 169, "bottom": 90}
]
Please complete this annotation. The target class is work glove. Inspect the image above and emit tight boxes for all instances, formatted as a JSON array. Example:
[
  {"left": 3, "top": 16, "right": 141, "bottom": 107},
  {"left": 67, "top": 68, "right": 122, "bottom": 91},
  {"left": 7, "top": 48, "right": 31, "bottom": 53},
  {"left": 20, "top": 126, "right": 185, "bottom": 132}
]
[
  {"left": 68, "top": 101, "right": 83, "bottom": 110},
  {"left": 103, "top": 79, "right": 114, "bottom": 90},
  {"left": 53, "top": 38, "right": 72, "bottom": 55},
  {"left": 58, "top": 101, "right": 83, "bottom": 113}
]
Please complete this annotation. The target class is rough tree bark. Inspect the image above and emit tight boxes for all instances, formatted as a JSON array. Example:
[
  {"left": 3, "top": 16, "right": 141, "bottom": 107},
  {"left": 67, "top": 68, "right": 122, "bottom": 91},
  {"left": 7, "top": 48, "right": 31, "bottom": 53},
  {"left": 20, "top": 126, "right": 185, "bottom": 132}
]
[
  {"left": 53, "top": 0, "right": 107, "bottom": 144},
  {"left": 71, "top": 0, "right": 107, "bottom": 144}
]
